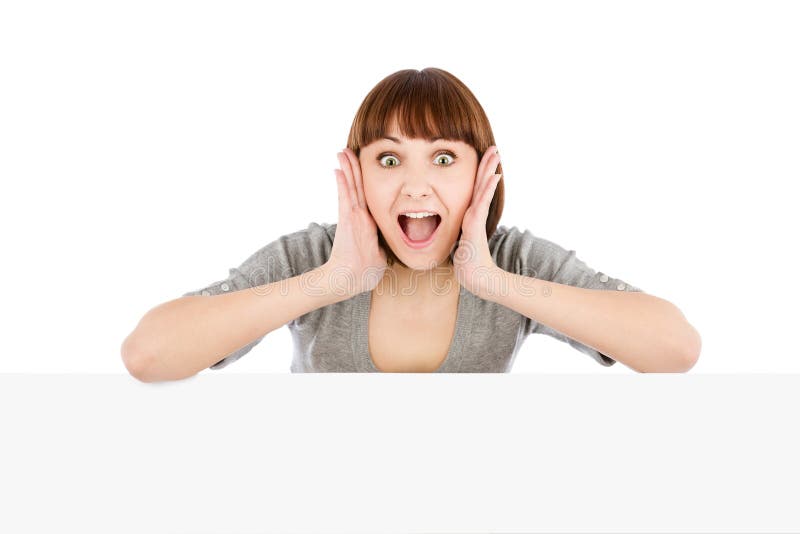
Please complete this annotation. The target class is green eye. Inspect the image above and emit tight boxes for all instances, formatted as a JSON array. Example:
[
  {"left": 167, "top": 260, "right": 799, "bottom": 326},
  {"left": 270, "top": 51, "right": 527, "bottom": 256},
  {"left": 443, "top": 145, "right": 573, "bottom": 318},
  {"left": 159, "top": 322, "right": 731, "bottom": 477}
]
[
  {"left": 377, "top": 151, "right": 458, "bottom": 169},
  {"left": 436, "top": 153, "right": 454, "bottom": 165},
  {"left": 379, "top": 155, "right": 400, "bottom": 167}
]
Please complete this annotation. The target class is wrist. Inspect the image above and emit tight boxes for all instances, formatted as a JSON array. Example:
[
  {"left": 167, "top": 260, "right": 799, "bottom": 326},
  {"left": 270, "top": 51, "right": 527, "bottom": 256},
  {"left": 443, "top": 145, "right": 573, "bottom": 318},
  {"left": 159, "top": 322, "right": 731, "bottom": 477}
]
[
  {"left": 297, "top": 264, "right": 351, "bottom": 305},
  {"left": 318, "top": 262, "right": 359, "bottom": 302}
]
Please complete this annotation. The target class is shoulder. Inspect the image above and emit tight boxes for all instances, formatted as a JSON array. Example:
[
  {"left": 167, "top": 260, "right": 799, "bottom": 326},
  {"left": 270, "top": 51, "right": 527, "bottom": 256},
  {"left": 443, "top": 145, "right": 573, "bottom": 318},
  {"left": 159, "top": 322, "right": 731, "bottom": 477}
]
[
  {"left": 275, "top": 221, "right": 336, "bottom": 272},
  {"left": 490, "top": 224, "right": 568, "bottom": 254},
  {"left": 266, "top": 220, "right": 337, "bottom": 252},
  {"left": 280, "top": 221, "right": 335, "bottom": 243},
  {"left": 489, "top": 222, "right": 644, "bottom": 293},
  {"left": 489, "top": 224, "right": 569, "bottom": 276},
  {"left": 230, "top": 221, "right": 336, "bottom": 283},
  {"left": 301, "top": 221, "right": 337, "bottom": 260},
  {"left": 180, "top": 221, "right": 337, "bottom": 300}
]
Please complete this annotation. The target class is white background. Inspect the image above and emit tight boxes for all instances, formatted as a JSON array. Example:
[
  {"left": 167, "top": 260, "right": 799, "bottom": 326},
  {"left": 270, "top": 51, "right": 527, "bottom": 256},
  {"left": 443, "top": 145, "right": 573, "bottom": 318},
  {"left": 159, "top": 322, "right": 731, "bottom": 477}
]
[
  {"left": 1, "top": 0, "right": 798, "bottom": 373},
  {"left": 2, "top": 3, "right": 799, "bottom": 533}
]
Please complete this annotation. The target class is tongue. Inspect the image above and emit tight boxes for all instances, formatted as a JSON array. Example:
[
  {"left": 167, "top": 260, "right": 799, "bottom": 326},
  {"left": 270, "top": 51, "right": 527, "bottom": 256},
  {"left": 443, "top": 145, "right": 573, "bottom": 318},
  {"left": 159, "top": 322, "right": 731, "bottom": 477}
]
[{"left": 403, "top": 216, "right": 438, "bottom": 242}]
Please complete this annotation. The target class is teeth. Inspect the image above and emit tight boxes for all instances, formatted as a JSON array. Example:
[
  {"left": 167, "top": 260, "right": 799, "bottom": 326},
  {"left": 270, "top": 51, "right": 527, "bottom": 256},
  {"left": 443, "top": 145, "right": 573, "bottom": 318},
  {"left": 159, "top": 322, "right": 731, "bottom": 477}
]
[{"left": 403, "top": 212, "right": 437, "bottom": 218}]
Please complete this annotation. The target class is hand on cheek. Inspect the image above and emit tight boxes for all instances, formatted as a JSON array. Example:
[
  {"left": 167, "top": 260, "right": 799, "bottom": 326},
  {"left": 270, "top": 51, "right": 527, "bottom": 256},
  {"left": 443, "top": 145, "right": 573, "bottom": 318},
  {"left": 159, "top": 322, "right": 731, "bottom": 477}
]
[
  {"left": 328, "top": 147, "right": 388, "bottom": 295},
  {"left": 453, "top": 146, "right": 502, "bottom": 298}
]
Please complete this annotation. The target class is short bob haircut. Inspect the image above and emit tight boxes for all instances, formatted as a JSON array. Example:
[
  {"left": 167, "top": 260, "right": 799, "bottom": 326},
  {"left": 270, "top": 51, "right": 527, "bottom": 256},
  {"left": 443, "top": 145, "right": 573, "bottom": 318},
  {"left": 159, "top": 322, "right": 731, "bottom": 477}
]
[{"left": 345, "top": 67, "right": 505, "bottom": 269}]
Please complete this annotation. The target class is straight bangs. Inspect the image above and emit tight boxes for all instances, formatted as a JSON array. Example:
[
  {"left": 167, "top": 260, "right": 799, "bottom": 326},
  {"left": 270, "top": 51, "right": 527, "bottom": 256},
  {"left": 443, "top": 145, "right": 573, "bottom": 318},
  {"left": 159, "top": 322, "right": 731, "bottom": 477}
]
[{"left": 349, "top": 69, "right": 495, "bottom": 159}]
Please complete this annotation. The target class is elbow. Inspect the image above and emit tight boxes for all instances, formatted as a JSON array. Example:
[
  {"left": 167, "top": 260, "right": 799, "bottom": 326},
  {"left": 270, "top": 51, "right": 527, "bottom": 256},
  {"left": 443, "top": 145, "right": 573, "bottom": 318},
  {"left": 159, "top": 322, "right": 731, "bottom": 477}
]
[
  {"left": 121, "top": 333, "right": 158, "bottom": 383},
  {"left": 667, "top": 304, "right": 702, "bottom": 373},
  {"left": 633, "top": 325, "right": 702, "bottom": 374},
  {"left": 120, "top": 333, "right": 201, "bottom": 383},
  {"left": 659, "top": 349, "right": 699, "bottom": 374},
  {"left": 680, "top": 326, "right": 702, "bottom": 372},
  {"left": 670, "top": 323, "right": 702, "bottom": 373}
]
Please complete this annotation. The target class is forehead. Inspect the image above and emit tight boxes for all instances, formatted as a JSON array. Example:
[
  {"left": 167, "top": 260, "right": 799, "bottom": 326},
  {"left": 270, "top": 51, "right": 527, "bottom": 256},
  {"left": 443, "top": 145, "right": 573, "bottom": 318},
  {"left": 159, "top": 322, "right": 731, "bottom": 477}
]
[
  {"left": 380, "top": 134, "right": 449, "bottom": 144},
  {"left": 382, "top": 117, "right": 452, "bottom": 142},
  {"left": 378, "top": 128, "right": 467, "bottom": 146}
]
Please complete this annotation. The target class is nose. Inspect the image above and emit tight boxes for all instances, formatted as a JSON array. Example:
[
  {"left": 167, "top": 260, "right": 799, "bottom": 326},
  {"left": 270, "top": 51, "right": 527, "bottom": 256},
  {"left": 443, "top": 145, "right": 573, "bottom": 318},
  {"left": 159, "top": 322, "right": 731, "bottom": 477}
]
[
  {"left": 399, "top": 175, "right": 434, "bottom": 200},
  {"left": 403, "top": 189, "right": 431, "bottom": 200}
]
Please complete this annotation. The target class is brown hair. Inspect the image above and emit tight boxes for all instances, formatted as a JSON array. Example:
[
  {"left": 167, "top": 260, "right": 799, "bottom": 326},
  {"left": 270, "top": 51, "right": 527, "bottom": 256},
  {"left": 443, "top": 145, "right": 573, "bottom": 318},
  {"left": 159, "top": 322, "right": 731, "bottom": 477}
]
[{"left": 345, "top": 67, "right": 505, "bottom": 268}]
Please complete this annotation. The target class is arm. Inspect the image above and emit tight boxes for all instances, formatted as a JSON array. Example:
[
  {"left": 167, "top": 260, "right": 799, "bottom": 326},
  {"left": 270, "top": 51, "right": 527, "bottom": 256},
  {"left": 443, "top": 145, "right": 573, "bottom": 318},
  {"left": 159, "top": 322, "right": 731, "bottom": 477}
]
[
  {"left": 480, "top": 267, "right": 702, "bottom": 373},
  {"left": 121, "top": 263, "right": 348, "bottom": 382}
]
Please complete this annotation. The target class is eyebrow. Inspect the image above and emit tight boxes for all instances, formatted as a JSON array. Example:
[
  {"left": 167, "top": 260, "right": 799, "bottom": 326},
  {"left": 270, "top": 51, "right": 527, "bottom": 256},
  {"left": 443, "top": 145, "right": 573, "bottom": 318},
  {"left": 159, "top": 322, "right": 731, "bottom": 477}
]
[{"left": 382, "top": 135, "right": 446, "bottom": 143}]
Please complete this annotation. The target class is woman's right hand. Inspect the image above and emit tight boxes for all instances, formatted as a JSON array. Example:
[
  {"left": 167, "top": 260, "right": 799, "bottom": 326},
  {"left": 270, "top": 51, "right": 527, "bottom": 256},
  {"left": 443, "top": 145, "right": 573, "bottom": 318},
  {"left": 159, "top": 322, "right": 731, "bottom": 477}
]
[{"left": 324, "top": 147, "right": 388, "bottom": 297}]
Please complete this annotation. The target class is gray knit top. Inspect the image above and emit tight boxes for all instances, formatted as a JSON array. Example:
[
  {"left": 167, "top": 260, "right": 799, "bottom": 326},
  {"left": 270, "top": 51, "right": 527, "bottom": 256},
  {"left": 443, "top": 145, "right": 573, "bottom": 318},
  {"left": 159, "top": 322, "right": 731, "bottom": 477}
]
[{"left": 182, "top": 222, "right": 644, "bottom": 372}]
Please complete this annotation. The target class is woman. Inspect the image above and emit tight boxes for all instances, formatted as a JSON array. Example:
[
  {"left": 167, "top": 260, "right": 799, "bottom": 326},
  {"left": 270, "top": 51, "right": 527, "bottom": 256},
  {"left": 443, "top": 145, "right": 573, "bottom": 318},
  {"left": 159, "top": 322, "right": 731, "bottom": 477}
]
[{"left": 121, "top": 67, "right": 701, "bottom": 380}]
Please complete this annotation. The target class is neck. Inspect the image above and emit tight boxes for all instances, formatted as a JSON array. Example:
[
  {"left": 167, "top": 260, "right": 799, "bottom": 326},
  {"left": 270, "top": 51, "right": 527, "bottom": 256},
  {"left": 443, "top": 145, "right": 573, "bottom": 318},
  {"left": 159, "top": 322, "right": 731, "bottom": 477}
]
[{"left": 378, "top": 259, "right": 457, "bottom": 299}]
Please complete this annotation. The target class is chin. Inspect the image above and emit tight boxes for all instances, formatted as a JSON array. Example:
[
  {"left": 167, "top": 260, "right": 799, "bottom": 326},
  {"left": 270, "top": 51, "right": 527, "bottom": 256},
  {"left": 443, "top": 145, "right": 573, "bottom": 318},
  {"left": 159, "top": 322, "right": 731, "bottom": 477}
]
[
  {"left": 398, "top": 255, "right": 448, "bottom": 272},
  {"left": 395, "top": 231, "right": 458, "bottom": 272}
]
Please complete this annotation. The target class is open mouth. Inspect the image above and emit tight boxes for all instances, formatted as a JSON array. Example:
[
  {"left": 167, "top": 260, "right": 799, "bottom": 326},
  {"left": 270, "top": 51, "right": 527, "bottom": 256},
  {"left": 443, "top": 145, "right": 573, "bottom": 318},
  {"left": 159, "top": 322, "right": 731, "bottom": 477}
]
[{"left": 397, "top": 213, "right": 442, "bottom": 248}]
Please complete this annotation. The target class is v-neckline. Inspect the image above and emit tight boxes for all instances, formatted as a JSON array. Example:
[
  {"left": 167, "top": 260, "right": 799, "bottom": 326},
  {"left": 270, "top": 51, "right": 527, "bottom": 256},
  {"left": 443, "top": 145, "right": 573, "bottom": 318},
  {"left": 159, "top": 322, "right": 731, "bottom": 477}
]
[{"left": 352, "top": 284, "right": 473, "bottom": 373}]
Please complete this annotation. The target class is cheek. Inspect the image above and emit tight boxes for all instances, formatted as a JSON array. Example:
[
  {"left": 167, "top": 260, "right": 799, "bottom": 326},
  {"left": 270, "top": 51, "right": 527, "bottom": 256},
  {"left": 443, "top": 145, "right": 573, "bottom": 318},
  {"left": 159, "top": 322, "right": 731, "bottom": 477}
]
[
  {"left": 362, "top": 182, "right": 392, "bottom": 217},
  {"left": 360, "top": 176, "right": 376, "bottom": 202},
  {"left": 443, "top": 183, "right": 474, "bottom": 214}
]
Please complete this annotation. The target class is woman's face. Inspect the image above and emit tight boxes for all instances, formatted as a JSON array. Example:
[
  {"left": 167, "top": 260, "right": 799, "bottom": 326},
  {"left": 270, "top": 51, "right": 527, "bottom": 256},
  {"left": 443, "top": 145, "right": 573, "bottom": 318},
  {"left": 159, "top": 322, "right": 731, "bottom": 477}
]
[{"left": 358, "top": 124, "right": 479, "bottom": 272}]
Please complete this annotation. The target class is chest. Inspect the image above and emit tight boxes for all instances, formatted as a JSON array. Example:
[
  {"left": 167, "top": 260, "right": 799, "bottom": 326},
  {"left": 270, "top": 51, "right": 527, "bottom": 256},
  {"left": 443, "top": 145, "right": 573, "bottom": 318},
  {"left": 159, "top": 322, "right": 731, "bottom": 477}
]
[{"left": 367, "top": 290, "right": 460, "bottom": 373}]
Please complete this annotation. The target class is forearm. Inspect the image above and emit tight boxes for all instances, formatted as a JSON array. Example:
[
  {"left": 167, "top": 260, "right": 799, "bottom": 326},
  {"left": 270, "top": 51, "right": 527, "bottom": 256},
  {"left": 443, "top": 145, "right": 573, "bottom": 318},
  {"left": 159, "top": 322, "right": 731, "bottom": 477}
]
[
  {"left": 122, "top": 264, "right": 349, "bottom": 381},
  {"left": 479, "top": 268, "right": 701, "bottom": 373}
]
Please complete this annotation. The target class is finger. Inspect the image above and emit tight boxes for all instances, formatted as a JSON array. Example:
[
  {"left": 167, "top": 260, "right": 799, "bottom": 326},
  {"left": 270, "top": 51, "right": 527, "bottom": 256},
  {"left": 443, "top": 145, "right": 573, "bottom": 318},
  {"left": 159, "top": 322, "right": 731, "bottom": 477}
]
[
  {"left": 479, "top": 173, "right": 502, "bottom": 208},
  {"left": 473, "top": 147, "right": 500, "bottom": 205},
  {"left": 476, "top": 145, "right": 495, "bottom": 181},
  {"left": 339, "top": 150, "right": 361, "bottom": 209},
  {"left": 337, "top": 151, "right": 358, "bottom": 209},
  {"left": 334, "top": 169, "right": 351, "bottom": 219},
  {"left": 342, "top": 147, "right": 366, "bottom": 209}
]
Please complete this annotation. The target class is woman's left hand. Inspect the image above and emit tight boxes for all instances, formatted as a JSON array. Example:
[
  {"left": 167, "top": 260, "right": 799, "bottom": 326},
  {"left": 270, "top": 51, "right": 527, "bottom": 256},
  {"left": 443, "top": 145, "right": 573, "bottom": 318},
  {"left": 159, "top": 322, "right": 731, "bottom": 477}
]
[{"left": 453, "top": 146, "right": 502, "bottom": 298}]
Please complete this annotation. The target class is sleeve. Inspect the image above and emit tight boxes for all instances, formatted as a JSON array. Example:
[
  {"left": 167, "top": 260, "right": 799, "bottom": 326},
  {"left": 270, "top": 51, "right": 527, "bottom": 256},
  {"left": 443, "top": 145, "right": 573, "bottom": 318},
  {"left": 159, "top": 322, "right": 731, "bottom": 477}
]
[
  {"left": 492, "top": 225, "right": 645, "bottom": 367},
  {"left": 180, "top": 221, "right": 335, "bottom": 370}
]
